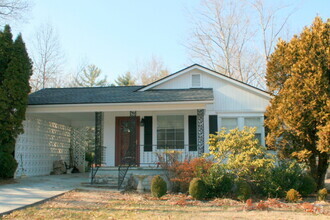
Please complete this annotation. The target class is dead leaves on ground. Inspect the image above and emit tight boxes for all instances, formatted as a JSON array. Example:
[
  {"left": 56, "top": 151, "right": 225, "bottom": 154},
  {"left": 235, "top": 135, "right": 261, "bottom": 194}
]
[
  {"left": 3, "top": 190, "right": 330, "bottom": 219},
  {"left": 242, "top": 198, "right": 329, "bottom": 215}
]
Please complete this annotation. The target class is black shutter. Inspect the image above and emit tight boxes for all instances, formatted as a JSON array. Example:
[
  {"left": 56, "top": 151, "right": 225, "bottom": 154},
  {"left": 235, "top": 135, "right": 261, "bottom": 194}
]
[
  {"left": 144, "top": 116, "right": 152, "bottom": 152},
  {"left": 189, "top": 116, "right": 197, "bottom": 151},
  {"left": 209, "top": 115, "right": 218, "bottom": 135}
]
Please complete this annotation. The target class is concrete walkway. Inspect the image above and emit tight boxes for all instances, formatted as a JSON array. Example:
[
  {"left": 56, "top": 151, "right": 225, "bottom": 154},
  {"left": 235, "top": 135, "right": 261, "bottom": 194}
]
[{"left": 0, "top": 173, "right": 89, "bottom": 214}]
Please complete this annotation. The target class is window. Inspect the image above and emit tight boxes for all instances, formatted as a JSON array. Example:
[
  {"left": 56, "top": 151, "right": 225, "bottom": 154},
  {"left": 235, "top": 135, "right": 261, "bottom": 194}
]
[
  {"left": 221, "top": 118, "right": 238, "bottom": 131},
  {"left": 157, "top": 115, "right": 184, "bottom": 149},
  {"left": 191, "top": 74, "right": 201, "bottom": 87},
  {"left": 245, "top": 117, "right": 262, "bottom": 143}
]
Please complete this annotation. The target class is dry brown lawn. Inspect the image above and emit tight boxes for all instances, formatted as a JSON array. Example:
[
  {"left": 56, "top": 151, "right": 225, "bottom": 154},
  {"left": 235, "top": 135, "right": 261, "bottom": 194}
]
[{"left": 2, "top": 190, "right": 330, "bottom": 220}]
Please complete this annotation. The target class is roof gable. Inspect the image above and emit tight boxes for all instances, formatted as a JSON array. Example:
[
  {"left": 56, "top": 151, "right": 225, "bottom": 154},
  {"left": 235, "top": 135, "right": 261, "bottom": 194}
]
[{"left": 138, "top": 64, "right": 271, "bottom": 99}]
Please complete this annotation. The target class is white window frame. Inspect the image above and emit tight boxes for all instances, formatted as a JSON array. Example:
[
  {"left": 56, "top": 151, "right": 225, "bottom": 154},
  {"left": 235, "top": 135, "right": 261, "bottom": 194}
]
[
  {"left": 156, "top": 115, "right": 185, "bottom": 149},
  {"left": 244, "top": 117, "right": 264, "bottom": 146}
]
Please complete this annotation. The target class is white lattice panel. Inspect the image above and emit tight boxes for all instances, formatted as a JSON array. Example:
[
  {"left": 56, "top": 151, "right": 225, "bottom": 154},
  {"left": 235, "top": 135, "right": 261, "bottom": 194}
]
[
  {"left": 71, "top": 127, "right": 92, "bottom": 172},
  {"left": 15, "top": 117, "right": 71, "bottom": 177}
]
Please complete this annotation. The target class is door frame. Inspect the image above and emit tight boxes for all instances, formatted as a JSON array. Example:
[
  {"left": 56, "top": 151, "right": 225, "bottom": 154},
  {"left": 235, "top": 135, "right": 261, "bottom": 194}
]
[{"left": 115, "top": 116, "right": 140, "bottom": 166}]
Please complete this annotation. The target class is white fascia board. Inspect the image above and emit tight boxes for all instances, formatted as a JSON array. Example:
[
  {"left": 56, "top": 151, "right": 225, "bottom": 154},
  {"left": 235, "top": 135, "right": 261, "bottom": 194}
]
[
  {"left": 27, "top": 101, "right": 213, "bottom": 113},
  {"left": 139, "top": 65, "right": 272, "bottom": 99},
  {"left": 194, "top": 66, "right": 272, "bottom": 99}
]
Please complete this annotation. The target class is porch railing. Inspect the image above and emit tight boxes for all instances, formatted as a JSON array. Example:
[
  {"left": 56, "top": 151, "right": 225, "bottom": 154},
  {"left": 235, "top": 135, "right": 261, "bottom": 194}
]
[
  {"left": 90, "top": 146, "right": 106, "bottom": 184},
  {"left": 139, "top": 144, "right": 198, "bottom": 167}
]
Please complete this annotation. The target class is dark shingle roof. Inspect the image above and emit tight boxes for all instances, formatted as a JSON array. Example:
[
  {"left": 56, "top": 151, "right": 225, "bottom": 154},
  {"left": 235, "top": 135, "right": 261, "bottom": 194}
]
[{"left": 28, "top": 86, "right": 213, "bottom": 105}]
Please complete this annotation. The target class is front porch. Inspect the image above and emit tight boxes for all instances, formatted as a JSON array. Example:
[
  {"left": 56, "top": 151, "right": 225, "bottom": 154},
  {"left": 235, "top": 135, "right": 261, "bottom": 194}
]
[
  {"left": 102, "top": 110, "right": 206, "bottom": 167},
  {"left": 16, "top": 103, "right": 209, "bottom": 188}
]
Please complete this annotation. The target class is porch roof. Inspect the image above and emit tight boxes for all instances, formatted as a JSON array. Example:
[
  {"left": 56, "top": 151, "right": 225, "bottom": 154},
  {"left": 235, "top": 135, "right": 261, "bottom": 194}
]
[{"left": 28, "top": 86, "right": 213, "bottom": 105}]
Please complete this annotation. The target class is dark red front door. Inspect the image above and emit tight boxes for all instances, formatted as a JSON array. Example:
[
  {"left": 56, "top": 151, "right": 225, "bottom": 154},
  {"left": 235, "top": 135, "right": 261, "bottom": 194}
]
[{"left": 115, "top": 117, "right": 140, "bottom": 166}]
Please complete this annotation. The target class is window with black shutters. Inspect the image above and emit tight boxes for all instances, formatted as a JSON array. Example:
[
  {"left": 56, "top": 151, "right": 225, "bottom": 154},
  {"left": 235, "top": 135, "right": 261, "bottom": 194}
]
[
  {"left": 157, "top": 115, "right": 184, "bottom": 149},
  {"left": 189, "top": 116, "right": 197, "bottom": 151},
  {"left": 209, "top": 115, "right": 218, "bottom": 135},
  {"left": 144, "top": 116, "right": 152, "bottom": 151}
]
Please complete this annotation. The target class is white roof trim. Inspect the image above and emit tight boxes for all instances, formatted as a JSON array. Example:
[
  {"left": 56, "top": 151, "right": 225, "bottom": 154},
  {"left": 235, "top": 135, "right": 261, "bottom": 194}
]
[
  {"left": 27, "top": 100, "right": 213, "bottom": 113},
  {"left": 138, "top": 64, "right": 271, "bottom": 99}
]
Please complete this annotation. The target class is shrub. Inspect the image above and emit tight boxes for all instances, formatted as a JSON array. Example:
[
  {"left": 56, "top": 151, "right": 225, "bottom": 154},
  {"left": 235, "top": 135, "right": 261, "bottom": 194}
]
[
  {"left": 202, "top": 164, "right": 234, "bottom": 198},
  {"left": 85, "top": 152, "right": 94, "bottom": 165},
  {"left": 189, "top": 178, "right": 207, "bottom": 200},
  {"left": 298, "top": 175, "right": 317, "bottom": 197},
  {"left": 236, "top": 181, "right": 252, "bottom": 202},
  {"left": 169, "top": 158, "right": 213, "bottom": 193},
  {"left": 151, "top": 175, "right": 167, "bottom": 198},
  {"left": 264, "top": 160, "right": 305, "bottom": 198},
  {"left": 318, "top": 188, "right": 327, "bottom": 201},
  {"left": 286, "top": 189, "right": 301, "bottom": 202},
  {"left": 0, "top": 152, "right": 18, "bottom": 178},
  {"left": 207, "top": 127, "right": 275, "bottom": 183}
]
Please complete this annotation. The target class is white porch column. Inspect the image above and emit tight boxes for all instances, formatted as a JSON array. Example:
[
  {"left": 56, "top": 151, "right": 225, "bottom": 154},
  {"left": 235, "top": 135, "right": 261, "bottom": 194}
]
[{"left": 197, "top": 109, "right": 205, "bottom": 156}]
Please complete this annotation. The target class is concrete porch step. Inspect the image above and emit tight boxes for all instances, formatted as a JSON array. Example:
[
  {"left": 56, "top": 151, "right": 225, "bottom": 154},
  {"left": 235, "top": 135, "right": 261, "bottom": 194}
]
[{"left": 89, "top": 166, "right": 166, "bottom": 190}]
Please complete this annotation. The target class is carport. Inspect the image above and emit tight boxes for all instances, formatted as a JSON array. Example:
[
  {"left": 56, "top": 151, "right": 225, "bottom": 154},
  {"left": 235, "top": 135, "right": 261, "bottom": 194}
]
[{"left": 14, "top": 112, "right": 98, "bottom": 177}]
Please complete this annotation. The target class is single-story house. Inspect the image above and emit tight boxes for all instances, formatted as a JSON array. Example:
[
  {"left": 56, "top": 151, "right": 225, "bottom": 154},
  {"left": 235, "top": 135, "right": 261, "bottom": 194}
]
[{"left": 14, "top": 64, "right": 271, "bottom": 188}]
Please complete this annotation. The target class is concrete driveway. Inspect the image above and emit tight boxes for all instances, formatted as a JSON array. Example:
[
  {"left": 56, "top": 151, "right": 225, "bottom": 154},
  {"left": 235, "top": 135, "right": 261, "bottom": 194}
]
[{"left": 0, "top": 173, "right": 89, "bottom": 215}]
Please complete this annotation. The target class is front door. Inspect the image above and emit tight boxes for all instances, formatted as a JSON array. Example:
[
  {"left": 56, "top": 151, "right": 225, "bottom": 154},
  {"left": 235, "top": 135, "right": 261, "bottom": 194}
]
[{"left": 115, "top": 117, "right": 140, "bottom": 166}]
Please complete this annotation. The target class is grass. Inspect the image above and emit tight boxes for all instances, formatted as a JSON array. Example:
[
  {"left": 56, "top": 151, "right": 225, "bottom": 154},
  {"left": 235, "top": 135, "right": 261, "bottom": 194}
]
[{"left": 1, "top": 190, "right": 330, "bottom": 220}]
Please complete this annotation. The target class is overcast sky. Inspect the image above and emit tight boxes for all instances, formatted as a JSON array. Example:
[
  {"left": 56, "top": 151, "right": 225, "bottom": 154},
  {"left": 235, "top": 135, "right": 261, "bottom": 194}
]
[{"left": 11, "top": 0, "right": 330, "bottom": 84}]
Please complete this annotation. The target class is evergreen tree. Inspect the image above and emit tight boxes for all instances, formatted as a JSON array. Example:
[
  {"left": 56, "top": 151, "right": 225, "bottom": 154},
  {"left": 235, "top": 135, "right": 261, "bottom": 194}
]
[
  {"left": 115, "top": 72, "right": 136, "bottom": 86},
  {"left": 0, "top": 25, "right": 32, "bottom": 178},
  {"left": 0, "top": 25, "right": 13, "bottom": 84},
  {"left": 265, "top": 17, "right": 330, "bottom": 188},
  {"left": 1, "top": 34, "right": 32, "bottom": 153},
  {"left": 73, "top": 64, "right": 108, "bottom": 87},
  {"left": 0, "top": 25, "right": 14, "bottom": 153}
]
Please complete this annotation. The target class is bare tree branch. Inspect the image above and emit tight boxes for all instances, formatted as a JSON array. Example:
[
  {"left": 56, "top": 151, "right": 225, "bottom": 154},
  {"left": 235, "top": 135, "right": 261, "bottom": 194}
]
[
  {"left": 185, "top": 0, "right": 296, "bottom": 89},
  {"left": 132, "top": 55, "right": 170, "bottom": 85},
  {"left": 0, "top": 0, "right": 30, "bottom": 24},
  {"left": 30, "top": 23, "right": 65, "bottom": 91}
]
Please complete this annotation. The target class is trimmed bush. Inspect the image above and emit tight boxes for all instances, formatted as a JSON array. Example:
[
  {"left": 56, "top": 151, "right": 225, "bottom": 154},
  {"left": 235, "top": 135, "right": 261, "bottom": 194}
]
[
  {"left": 85, "top": 152, "right": 94, "bottom": 164},
  {"left": 189, "top": 178, "right": 207, "bottom": 200},
  {"left": 0, "top": 152, "right": 18, "bottom": 178},
  {"left": 236, "top": 181, "right": 252, "bottom": 202},
  {"left": 286, "top": 189, "right": 301, "bottom": 202},
  {"left": 151, "top": 175, "right": 167, "bottom": 198},
  {"left": 318, "top": 188, "right": 327, "bottom": 201},
  {"left": 298, "top": 175, "right": 317, "bottom": 197}
]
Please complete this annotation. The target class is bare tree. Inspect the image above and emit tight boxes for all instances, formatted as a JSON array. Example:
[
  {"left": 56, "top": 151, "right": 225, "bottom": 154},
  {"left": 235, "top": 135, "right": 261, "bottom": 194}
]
[
  {"left": 186, "top": 0, "right": 295, "bottom": 89},
  {"left": 247, "top": 0, "right": 296, "bottom": 61},
  {"left": 30, "top": 23, "right": 65, "bottom": 91},
  {"left": 134, "top": 55, "right": 170, "bottom": 85},
  {"left": 186, "top": 0, "right": 262, "bottom": 86},
  {"left": 0, "top": 0, "right": 30, "bottom": 24}
]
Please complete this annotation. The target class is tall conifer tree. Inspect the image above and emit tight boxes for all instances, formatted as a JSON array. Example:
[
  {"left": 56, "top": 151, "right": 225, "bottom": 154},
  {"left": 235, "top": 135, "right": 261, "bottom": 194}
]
[
  {"left": 265, "top": 17, "right": 330, "bottom": 188},
  {"left": 0, "top": 25, "right": 32, "bottom": 178},
  {"left": 0, "top": 25, "right": 13, "bottom": 85},
  {"left": 1, "top": 34, "right": 32, "bottom": 153}
]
